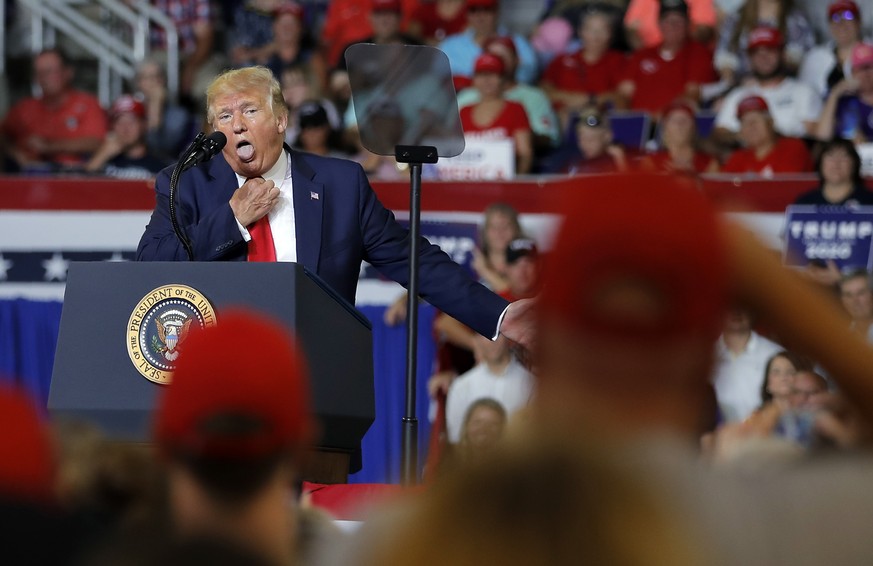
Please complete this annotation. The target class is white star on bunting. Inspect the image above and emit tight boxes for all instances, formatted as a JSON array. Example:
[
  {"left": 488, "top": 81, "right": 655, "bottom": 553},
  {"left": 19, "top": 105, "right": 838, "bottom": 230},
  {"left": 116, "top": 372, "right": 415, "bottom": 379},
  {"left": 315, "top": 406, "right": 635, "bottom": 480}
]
[
  {"left": 0, "top": 254, "right": 12, "bottom": 280},
  {"left": 42, "top": 253, "right": 70, "bottom": 281}
]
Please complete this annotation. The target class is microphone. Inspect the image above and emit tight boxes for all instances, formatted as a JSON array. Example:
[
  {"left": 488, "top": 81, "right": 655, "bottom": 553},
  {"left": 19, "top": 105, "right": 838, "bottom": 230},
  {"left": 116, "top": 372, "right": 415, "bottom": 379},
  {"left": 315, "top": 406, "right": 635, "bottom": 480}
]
[
  {"left": 169, "top": 131, "right": 227, "bottom": 261},
  {"left": 179, "top": 131, "right": 227, "bottom": 172}
]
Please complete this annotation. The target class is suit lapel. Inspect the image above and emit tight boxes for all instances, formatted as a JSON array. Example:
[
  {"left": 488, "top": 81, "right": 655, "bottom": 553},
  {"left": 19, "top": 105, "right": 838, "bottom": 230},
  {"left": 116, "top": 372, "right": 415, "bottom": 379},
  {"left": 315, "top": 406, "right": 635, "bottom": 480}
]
[
  {"left": 290, "top": 150, "right": 323, "bottom": 271},
  {"left": 206, "top": 152, "right": 238, "bottom": 200}
]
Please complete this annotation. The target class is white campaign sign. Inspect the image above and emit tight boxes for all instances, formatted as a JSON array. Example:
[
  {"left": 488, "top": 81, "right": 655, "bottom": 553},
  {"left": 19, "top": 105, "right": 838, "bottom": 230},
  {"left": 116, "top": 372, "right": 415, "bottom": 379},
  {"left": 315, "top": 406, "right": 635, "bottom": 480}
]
[
  {"left": 435, "top": 138, "right": 515, "bottom": 180},
  {"left": 858, "top": 143, "right": 873, "bottom": 177}
]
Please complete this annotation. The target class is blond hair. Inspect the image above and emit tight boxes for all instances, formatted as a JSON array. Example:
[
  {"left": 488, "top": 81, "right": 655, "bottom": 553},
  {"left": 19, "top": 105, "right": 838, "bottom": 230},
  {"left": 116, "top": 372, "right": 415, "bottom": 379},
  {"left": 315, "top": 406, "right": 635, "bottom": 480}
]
[
  {"left": 205, "top": 66, "right": 287, "bottom": 125},
  {"left": 362, "top": 433, "right": 701, "bottom": 566}
]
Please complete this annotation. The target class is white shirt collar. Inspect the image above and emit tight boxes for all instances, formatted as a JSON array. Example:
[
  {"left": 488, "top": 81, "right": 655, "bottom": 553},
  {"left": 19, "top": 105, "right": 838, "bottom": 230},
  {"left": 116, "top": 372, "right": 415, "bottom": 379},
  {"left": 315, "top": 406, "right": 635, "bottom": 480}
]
[
  {"left": 716, "top": 331, "right": 760, "bottom": 358},
  {"left": 234, "top": 148, "right": 289, "bottom": 186}
]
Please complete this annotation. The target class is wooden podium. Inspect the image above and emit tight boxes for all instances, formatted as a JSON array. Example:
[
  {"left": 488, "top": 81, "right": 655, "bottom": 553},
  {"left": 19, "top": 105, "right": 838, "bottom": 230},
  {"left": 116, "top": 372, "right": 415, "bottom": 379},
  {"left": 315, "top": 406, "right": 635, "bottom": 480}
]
[{"left": 48, "top": 262, "right": 374, "bottom": 483}]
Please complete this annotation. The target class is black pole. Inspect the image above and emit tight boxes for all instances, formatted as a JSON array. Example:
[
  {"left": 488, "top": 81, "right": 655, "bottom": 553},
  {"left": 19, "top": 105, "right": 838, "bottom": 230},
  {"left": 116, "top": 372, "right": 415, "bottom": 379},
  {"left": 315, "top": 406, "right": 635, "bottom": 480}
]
[
  {"left": 169, "top": 133, "right": 205, "bottom": 261},
  {"left": 401, "top": 161, "right": 422, "bottom": 486},
  {"left": 396, "top": 145, "right": 437, "bottom": 487}
]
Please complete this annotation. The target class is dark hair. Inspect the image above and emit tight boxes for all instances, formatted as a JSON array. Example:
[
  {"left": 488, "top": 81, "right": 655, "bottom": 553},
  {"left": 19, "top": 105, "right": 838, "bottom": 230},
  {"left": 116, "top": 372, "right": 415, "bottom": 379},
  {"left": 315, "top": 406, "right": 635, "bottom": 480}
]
[
  {"left": 81, "top": 531, "right": 278, "bottom": 566},
  {"left": 839, "top": 268, "right": 872, "bottom": 292},
  {"left": 168, "top": 413, "right": 293, "bottom": 508},
  {"left": 816, "top": 138, "right": 863, "bottom": 187},
  {"left": 760, "top": 350, "right": 812, "bottom": 404}
]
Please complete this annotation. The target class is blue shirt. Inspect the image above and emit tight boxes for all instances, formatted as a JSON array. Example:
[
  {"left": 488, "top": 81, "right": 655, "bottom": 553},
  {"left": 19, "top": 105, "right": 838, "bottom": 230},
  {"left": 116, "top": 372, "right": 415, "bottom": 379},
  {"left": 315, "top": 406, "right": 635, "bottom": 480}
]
[
  {"left": 834, "top": 95, "right": 873, "bottom": 141},
  {"left": 438, "top": 28, "right": 539, "bottom": 85}
]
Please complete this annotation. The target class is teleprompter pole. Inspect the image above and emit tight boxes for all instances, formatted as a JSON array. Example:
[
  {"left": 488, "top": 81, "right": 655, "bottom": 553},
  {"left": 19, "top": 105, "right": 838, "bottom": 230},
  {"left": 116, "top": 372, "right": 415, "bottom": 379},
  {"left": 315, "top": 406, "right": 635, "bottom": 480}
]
[{"left": 397, "top": 145, "right": 438, "bottom": 487}]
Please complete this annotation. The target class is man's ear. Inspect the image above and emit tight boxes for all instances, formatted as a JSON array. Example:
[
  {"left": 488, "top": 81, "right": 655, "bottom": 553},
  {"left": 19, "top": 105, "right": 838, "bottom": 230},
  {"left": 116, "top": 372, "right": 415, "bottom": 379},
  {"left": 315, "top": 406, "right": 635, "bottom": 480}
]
[{"left": 277, "top": 112, "right": 288, "bottom": 135}]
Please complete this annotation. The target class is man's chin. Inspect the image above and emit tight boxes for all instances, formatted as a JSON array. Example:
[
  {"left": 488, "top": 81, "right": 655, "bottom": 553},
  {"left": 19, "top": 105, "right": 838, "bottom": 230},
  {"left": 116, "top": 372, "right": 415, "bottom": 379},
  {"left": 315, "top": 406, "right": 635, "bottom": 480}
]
[{"left": 227, "top": 157, "right": 259, "bottom": 175}]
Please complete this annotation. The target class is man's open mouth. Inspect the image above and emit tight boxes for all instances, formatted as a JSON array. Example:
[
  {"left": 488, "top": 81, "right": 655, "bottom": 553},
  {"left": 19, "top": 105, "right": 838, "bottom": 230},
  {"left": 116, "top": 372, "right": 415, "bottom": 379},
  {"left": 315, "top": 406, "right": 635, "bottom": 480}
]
[{"left": 236, "top": 140, "right": 254, "bottom": 161}]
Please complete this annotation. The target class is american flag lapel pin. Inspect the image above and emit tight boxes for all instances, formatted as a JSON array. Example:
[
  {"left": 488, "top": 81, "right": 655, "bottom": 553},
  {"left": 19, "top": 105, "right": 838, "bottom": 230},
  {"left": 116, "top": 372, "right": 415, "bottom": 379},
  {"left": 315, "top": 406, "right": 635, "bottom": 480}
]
[{"left": 310, "top": 191, "right": 319, "bottom": 200}]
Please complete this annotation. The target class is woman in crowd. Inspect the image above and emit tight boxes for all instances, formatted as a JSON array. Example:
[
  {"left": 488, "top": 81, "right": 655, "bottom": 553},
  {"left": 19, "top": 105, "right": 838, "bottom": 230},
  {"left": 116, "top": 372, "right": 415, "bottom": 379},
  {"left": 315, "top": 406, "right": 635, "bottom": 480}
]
[
  {"left": 540, "top": 8, "right": 627, "bottom": 132},
  {"left": 816, "top": 42, "right": 873, "bottom": 144},
  {"left": 559, "top": 107, "right": 628, "bottom": 174},
  {"left": 794, "top": 139, "right": 873, "bottom": 207},
  {"left": 473, "top": 202, "right": 524, "bottom": 293},
  {"left": 759, "top": 351, "right": 807, "bottom": 413},
  {"left": 455, "top": 398, "right": 508, "bottom": 464},
  {"left": 798, "top": 1, "right": 865, "bottom": 100},
  {"left": 722, "top": 95, "right": 812, "bottom": 175},
  {"left": 280, "top": 63, "right": 342, "bottom": 149},
  {"left": 640, "top": 99, "right": 718, "bottom": 174},
  {"left": 84, "top": 95, "right": 169, "bottom": 180},
  {"left": 261, "top": 2, "right": 321, "bottom": 81},
  {"left": 460, "top": 53, "right": 534, "bottom": 175}
]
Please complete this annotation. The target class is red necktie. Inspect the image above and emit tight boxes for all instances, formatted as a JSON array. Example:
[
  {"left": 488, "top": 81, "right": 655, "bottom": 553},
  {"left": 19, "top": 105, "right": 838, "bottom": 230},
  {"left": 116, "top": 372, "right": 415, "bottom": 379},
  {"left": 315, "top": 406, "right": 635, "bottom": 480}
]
[
  {"left": 246, "top": 176, "right": 277, "bottom": 262},
  {"left": 247, "top": 216, "right": 276, "bottom": 262}
]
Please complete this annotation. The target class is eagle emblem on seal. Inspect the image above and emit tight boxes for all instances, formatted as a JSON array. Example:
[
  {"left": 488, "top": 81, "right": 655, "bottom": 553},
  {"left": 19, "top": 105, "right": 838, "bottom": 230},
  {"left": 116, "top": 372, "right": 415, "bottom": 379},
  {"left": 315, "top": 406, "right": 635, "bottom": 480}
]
[{"left": 154, "top": 310, "right": 193, "bottom": 361}]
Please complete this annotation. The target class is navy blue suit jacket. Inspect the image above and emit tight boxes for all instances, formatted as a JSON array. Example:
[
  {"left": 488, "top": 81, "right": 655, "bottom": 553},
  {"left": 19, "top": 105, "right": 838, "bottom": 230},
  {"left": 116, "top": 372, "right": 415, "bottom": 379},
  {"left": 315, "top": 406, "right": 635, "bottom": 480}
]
[{"left": 136, "top": 149, "right": 509, "bottom": 337}]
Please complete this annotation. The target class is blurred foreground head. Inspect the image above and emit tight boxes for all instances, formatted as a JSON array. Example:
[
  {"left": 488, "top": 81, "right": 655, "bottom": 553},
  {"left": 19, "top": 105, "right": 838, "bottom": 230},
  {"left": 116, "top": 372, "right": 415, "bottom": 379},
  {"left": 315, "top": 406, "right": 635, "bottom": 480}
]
[
  {"left": 536, "top": 174, "right": 728, "bottom": 437},
  {"left": 154, "top": 309, "right": 313, "bottom": 465},
  {"left": 0, "top": 385, "right": 93, "bottom": 566},
  {"left": 363, "top": 436, "right": 699, "bottom": 566},
  {"left": 153, "top": 310, "right": 313, "bottom": 564},
  {"left": 0, "top": 385, "right": 55, "bottom": 504}
]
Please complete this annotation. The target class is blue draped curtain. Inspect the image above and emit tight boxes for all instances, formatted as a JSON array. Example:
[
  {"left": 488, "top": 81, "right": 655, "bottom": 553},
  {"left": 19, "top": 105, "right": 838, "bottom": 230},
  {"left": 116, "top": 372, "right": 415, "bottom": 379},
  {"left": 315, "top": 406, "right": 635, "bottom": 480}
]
[
  {"left": 0, "top": 299, "right": 435, "bottom": 484},
  {"left": 0, "top": 299, "right": 64, "bottom": 409},
  {"left": 352, "top": 305, "right": 436, "bottom": 484}
]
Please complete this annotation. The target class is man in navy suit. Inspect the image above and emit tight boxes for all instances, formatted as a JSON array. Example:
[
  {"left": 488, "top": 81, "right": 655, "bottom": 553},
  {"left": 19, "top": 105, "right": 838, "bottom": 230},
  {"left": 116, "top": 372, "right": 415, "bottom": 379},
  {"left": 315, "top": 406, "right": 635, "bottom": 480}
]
[{"left": 137, "top": 66, "right": 531, "bottom": 343}]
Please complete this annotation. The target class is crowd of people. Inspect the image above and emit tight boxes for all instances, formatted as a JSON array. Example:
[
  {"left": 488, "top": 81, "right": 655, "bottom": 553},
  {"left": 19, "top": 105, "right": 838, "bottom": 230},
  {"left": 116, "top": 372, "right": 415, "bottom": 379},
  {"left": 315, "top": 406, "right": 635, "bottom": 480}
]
[
  {"left": 3, "top": 0, "right": 873, "bottom": 179},
  {"left": 6, "top": 0, "right": 873, "bottom": 564},
  {"left": 6, "top": 171, "right": 873, "bottom": 565}
]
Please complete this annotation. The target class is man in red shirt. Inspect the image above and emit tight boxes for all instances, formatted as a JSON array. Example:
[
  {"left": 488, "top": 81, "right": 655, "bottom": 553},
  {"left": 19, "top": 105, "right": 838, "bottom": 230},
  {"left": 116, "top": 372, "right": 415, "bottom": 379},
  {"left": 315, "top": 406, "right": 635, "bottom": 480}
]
[
  {"left": 617, "top": 0, "right": 715, "bottom": 117},
  {"left": 1, "top": 49, "right": 107, "bottom": 171},
  {"left": 321, "top": 0, "right": 417, "bottom": 68},
  {"left": 722, "top": 95, "right": 813, "bottom": 176}
]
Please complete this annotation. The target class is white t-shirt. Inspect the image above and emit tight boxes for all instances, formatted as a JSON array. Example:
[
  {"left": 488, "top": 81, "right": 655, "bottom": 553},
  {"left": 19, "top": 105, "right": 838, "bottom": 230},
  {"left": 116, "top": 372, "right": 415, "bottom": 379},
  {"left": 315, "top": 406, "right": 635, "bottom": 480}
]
[
  {"left": 445, "top": 357, "right": 534, "bottom": 443},
  {"left": 798, "top": 43, "right": 851, "bottom": 101},
  {"left": 712, "top": 331, "right": 783, "bottom": 423},
  {"left": 715, "top": 78, "right": 822, "bottom": 138}
]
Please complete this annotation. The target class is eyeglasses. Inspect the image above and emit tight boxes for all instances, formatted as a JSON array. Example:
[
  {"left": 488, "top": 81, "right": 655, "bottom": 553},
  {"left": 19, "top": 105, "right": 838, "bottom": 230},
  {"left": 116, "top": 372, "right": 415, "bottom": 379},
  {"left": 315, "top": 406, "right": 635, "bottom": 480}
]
[
  {"left": 578, "top": 114, "right": 603, "bottom": 127},
  {"left": 831, "top": 10, "right": 857, "bottom": 23}
]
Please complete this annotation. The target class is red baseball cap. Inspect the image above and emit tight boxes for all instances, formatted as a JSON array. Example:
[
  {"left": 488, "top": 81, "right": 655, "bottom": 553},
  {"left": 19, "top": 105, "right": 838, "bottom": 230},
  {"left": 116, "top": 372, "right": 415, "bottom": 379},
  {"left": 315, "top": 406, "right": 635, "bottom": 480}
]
[
  {"left": 371, "top": 0, "right": 401, "bottom": 12},
  {"left": 852, "top": 42, "right": 873, "bottom": 70},
  {"left": 538, "top": 173, "right": 728, "bottom": 341},
  {"left": 484, "top": 36, "right": 518, "bottom": 59},
  {"left": 662, "top": 98, "right": 696, "bottom": 119},
  {"left": 0, "top": 385, "right": 54, "bottom": 503},
  {"left": 828, "top": 1, "right": 860, "bottom": 21},
  {"left": 474, "top": 52, "right": 505, "bottom": 75},
  {"left": 273, "top": 1, "right": 303, "bottom": 19},
  {"left": 746, "top": 26, "right": 784, "bottom": 51},
  {"left": 736, "top": 95, "right": 770, "bottom": 119},
  {"left": 153, "top": 309, "right": 314, "bottom": 459},
  {"left": 467, "top": 0, "right": 498, "bottom": 10},
  {"left": 110, "top": 94, "right": 146, "bottom": 120}
]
